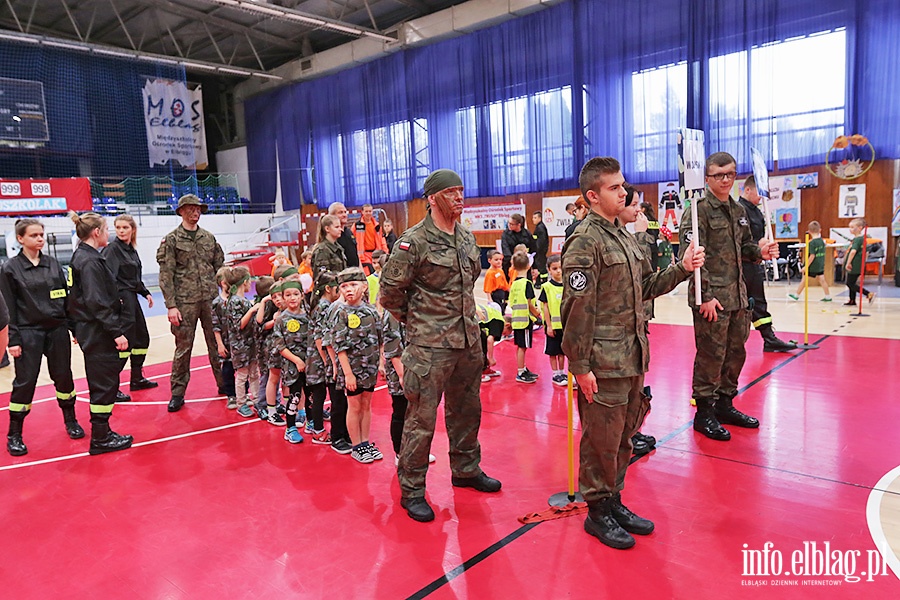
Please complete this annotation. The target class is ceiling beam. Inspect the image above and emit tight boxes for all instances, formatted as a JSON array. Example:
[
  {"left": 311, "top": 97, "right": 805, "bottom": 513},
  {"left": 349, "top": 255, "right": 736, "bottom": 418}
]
[{"left": 136, "top": 0, "right": 299, "bottom": 51}]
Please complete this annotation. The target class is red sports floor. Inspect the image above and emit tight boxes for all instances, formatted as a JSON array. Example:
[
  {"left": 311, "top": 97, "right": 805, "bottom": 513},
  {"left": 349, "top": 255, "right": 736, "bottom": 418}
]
[{"left": 2, "top": 323, "right": 899, "bottom": 598}]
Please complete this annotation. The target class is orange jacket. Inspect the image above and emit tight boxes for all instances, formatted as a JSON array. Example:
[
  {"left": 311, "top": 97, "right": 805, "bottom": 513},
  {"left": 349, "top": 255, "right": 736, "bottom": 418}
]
[
  {"left": 484, "top": 266, "right": 510, "bottom": 294},
  {"left": 354, "top": 217, "right": 388, "bottom": 262}
]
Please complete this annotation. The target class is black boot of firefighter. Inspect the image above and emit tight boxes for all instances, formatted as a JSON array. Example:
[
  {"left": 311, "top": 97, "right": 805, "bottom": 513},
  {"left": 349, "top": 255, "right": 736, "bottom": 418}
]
[{"left": 759, "top": 324, "right": 796, "bottom": 352}]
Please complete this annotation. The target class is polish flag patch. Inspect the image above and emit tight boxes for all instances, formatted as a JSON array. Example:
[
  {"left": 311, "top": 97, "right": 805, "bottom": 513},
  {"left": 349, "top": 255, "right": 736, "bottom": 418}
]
[{"left": 398, "top": 241, "right": 411, "bottom": 251}]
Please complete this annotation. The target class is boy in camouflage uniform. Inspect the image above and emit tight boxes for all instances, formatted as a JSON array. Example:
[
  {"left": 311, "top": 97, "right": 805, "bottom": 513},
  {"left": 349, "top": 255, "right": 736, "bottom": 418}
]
[
  {"left": 561, "top": 157, "right": 704, "bottom": 550},
  {"left": 332, "top": 268, "right": 384, "bottom": 464},
  {"left": 211, "top": 267, "right": 236, "bottom": 408},
  {"left": 679, "top": 152, "right": 779, "bottom": 442},
  {"left": 224, "top": 267, "right": 264, "bottom": 421},
  {"left": 305, "top": 273, "right": 340, "bottom": 445},
  {"left": 272, "top": 281, "right": 309, "bottom": 443}
]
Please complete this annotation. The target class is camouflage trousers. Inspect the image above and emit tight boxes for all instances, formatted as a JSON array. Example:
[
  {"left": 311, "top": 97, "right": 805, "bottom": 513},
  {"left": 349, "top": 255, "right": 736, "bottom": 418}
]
[
  {"left": 577, "top": 375, "right": 650, "bottom": 503},
  {"left": 170, "top": 300, "right": 223, "bottom": 397},
  {"left": 691, "top": 308, "right": 750, "bottom": 400},
  {"left": 398, "top": 342, "right": 484, "bottom": 499}
]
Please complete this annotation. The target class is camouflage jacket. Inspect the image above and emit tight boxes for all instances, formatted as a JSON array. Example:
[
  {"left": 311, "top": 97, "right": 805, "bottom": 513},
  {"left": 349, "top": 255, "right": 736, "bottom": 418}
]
[
  {"left": 380, "top": 212, "right": 481, "bottom": 350},
  {"left": 561, "top": 211, "right": 689, "bottom": 378},
  {"left": 311, "top": 239, "right": 347, "bottom": 282},
  {"left": 257, "top": 301, "right": 279, "bottom": 370},
  {"left": 679, "top": 192, "right": 762, "bottom": 311},
  {"left": 382, "top": 310, "right": 406, "bottom": 396},
  {"left": 272, "top": 308, "right": 308, "bottom": 387},
  {"left": 305, "top": 297, "right": 332, "bottom": 386},
  {"left": 331, "top": 302, "right": 382, "bottom": 390},
  {"left": 156, "top": 225, "right": 224, "bottom": 307},
  {"left": 225, "top": 295, "right": 257, "bottom": 369},
  {"left": 211, "top": 294, "right": 230, "bottom": 351}
]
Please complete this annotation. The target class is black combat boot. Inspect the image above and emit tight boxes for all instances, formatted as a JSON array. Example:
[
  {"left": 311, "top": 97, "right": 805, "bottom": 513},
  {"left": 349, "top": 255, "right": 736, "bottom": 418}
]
[
  {"left": 59, "top": 401, "right": 85, "bottom": 439},
  {"left": 130, "top": 355, "right": 158, "bottom": 391},
  {"left": 610, "top": 493, "right": 655, "bottom": 535},
  {"left": 167, "top": 396, "right": 185, "bottom": 412},
  {"left": 631, "top": 432, "right": 656, "bottom": 455},
  {"left": 89, "top": 419, "right": 134, "bottom": 455},
  {"left": 693, "top": 397, "right": 731, "bottom": 441},
  {"left": 584, "top": 497, "right": 636, "bottom": 549},
  {"left": 760, "top": 324, "right": 797, "bottom": 352},
  {"left": 451, "top": 472, "right": 502, "bottom": 493},
  {"left": 400, "top": 497, "right": 435, "bottom": 522},
  {"left": 715, "top": 393, "right": 759, "bottom": 428},
  {"left": 7, "top": 415, "right": 27, "bottom": 456}
]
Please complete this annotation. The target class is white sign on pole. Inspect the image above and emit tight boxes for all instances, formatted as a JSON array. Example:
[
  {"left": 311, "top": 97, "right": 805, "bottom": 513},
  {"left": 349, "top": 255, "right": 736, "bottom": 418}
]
[
  {"left": 143, "top": 79, "right": 209, "bottom": 169},
  {"left": 541, "top": 195, "right": 581, "bottom": 237}
]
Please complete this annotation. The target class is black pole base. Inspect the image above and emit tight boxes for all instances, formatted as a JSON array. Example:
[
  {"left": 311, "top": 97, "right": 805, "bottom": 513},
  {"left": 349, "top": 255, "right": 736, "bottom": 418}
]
[{"left": 549, "top": 491, "right": 584, "bottom": 507}]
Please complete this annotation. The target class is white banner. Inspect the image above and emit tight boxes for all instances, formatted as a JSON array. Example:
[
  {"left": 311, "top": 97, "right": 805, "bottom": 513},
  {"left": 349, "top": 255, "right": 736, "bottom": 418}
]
[
  {"left": 541, "top": 195, "right": 580, "bottom": 237},
  {"left": 461, "top": 203, "right": 526, "bottom": 233},
  {"left": 143, "top": 79, "right": 208, "bottom": 169}
]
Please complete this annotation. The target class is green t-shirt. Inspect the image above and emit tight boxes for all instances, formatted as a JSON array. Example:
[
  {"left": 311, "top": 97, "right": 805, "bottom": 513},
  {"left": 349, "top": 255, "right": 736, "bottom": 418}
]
[
  {"left": 658, "top": 240, "right": 674, "bottom": 270},
  {"left": 809, "top": 237, "right": 826, "bottom": 273},
  {"left": 847, "top": 236, "right": 864, "bottom": 275}
]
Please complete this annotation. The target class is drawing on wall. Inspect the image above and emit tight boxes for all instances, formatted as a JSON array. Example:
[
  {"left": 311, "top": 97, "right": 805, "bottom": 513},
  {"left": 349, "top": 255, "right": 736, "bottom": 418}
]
[{"left": 838, "top": 184, "right": 866, "bottom": 218}]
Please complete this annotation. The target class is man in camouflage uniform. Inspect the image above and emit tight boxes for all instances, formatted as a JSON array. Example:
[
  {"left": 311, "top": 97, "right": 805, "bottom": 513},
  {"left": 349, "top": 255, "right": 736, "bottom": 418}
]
[
  {"left": 157, "top": 194, "right": 225, "bottom": 412},
  {"left": 381, "top": 169, "right": 502, "bottom": 523},
  {"left": 679, "top": 152, "right": 780, "bottom": 442},
  {"left": 561, "top": 157, "right": 704, "bottom": 550}
]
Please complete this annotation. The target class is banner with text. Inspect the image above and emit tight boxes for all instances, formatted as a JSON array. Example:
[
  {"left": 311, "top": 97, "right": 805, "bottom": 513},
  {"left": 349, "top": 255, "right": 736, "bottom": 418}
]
[
  {"left": 541, "top": 195, "right": 580, "bottom": 237},
  {"left": 461, "top": 203, "right": 526, "bottom": 233},
  {"left": 143, "top": 79, "right": 208, "bottom": 169},
  {"left": 0, "top": 178, "right": 91, "bottom": 215}
]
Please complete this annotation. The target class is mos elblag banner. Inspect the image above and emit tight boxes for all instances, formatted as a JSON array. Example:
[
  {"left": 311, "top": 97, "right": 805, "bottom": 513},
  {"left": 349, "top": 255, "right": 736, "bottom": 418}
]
[{"left": 142, "top": 78, "right": 208, "bottom": 170}]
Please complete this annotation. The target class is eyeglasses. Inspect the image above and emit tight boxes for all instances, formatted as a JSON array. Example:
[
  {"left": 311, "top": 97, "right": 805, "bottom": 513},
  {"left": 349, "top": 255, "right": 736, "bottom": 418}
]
[{"left": 707, "top": 171, "right": 738, "bottom": 182}]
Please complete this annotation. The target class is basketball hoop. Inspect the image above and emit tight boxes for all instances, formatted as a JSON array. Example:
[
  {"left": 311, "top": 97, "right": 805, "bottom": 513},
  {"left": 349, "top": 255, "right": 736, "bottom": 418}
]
[{"left": 825, "top": 134, "right": 875, "bottom": 180}]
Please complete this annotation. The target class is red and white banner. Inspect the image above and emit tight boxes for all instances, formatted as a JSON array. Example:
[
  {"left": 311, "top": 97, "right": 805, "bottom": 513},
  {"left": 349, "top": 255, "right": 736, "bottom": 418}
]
[{"left": 0, "top": 178, "right": 92, "bottom": 215}]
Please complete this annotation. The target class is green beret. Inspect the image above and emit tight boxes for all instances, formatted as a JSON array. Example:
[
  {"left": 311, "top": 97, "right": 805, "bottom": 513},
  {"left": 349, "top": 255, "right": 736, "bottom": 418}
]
[{"left": 423, "top": 169, "right": 463, "bottom": 197}]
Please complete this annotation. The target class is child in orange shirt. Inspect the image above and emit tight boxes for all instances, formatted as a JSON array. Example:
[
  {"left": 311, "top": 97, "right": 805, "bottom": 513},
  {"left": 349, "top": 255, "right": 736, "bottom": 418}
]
[{"left": 483, "top": 249, "right": 510, "bottom": 314}]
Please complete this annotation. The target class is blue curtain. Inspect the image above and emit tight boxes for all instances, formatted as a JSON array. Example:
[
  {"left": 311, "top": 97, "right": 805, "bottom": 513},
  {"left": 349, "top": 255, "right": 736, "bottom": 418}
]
[{"left": 246, "top": 0, "right": 900, "bottom": 205}]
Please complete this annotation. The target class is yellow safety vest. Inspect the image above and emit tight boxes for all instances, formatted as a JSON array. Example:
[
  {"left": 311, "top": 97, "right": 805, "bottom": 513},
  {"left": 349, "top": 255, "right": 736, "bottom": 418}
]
[
  {"left": 509, "top": 277, "right": 534, "bottom": 330},
  {"left": 367, "top": 273, "right": 380, "bottom": 304},
  {"left": 541, "top": 281, "right": 563, "bottom": 329}
]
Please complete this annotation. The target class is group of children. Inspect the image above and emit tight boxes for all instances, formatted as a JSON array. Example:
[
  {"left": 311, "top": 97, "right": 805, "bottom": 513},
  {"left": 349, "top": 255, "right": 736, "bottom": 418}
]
[
  {"left": 210, "top": 252, "right": 416, "bottom": 466},
  {"left": 482, "top": 248, "right": 568, "bottom": 387},
  {"left": 788, "top": 218, "right": 876, "bottom": 305}
]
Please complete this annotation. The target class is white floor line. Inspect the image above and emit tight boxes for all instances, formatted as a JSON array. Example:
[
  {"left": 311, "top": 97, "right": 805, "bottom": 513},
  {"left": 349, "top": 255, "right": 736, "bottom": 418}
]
[
  {"left": 0, "top": 420, "right": 258, "bottom": 473},
  {"left": 866, "top": 466, "right": 900, "bottom": 581},
  {"left": 2, "top": 369, "right": 387, "bottom": 412},
  {"left": 0, "top": 364, "right": 211, "bottom": 412}
]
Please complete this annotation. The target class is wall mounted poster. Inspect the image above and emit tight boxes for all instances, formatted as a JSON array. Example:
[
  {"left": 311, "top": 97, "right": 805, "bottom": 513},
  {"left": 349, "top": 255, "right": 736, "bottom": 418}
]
[
  {"left": 768, "top": 176, "right": 801, "bottom": 239},
  {"left": 893, "top": 189, "right": 900, "bottom": 237},
  {"left": 658, "top": 181, "right": 681, "bottom": 232},
  {"left": 838, "top": 184, "right": 866, "bottom": 219}
]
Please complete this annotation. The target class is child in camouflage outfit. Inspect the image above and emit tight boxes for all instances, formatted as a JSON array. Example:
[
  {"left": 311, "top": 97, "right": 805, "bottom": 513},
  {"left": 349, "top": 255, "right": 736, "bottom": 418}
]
[
  {"left": 212, "top": 267, "right": 237, "bottom": 409},
  {"left": 305, "top": 272, "right": 340, "bottom": 446},
  {"left": 332, "top": 268, "right": 383, "bottom": 464},
  {"left": 224, "top": 266, "right": 262, "bottom": 418},
  {"left": 272, "top": 281, "right": 309, "bottom": 443}
]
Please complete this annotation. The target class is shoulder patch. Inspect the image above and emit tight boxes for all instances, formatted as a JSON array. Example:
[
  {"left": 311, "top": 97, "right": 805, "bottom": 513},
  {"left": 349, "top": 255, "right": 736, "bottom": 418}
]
[
  {"left": 739, "top": 217, "right": 749, "bottom": 227},
  {"left": 398, "top": 241, "right": 411, "bottom": 251},
  {"left": 355, "top": 222, "right": 366, "bottom": 231},
  {"left": 682, "top": 230, "right": 693, "bottom": 245},
  {"left": 568, "top": 271, "right": 587, "bottom": 291}
]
